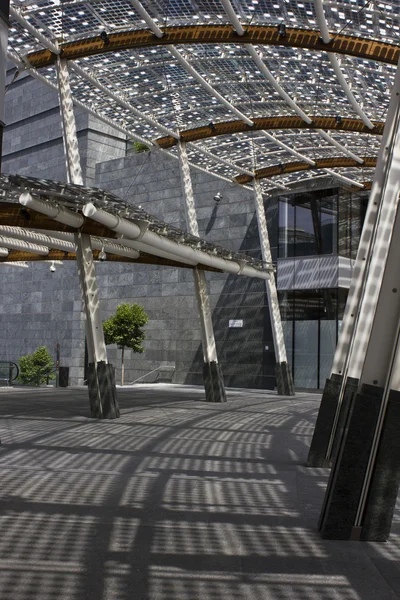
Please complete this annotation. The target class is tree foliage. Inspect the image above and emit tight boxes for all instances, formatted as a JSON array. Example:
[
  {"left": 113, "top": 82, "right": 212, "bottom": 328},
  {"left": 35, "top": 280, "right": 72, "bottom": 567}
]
[
  {"left": 103, "top": 303, "right": 148, "bottom": 352},
  {"left": 18, "top": 346, "right": 55, "bottom": 386},
  {"left": 103, "top": 303, "right": 149, "bottom": 385}
]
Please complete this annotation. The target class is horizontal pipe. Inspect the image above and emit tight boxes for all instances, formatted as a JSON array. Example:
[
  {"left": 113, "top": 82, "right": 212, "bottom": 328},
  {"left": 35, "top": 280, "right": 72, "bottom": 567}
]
[
  {"left": 83, "top": 203, "right": 271, "bottom": 279},
  {"left": 19, "top": 193, "right": 84, "bottom": 228},
  {"left": 112, "top": 236, "right": 198, "bottom": 265},
  {"left": 0, "top": 226, "right": 75, "bottom": 252},
  {"left": 29, "top": 229, "right": 140, "bottom": 259},
  {"left": 0, "top": 236, "right": 49, "bottom": 255},
  {"left": 0, "top": 248, "right": 9, "bottom": 257}
]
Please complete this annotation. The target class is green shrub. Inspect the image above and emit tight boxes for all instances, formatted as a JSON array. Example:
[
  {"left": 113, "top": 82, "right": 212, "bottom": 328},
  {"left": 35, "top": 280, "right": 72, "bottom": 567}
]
[{"left": 18, "top": 346, "right": 55, "bottom": 386}]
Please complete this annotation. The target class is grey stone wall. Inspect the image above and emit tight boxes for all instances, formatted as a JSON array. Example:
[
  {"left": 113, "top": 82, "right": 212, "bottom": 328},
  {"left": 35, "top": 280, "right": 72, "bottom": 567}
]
[
  {"left": 0, "top": 70, "right": 126, "bottom": 384},
  {"left": 0, "top": 71, "right": 278, "bottom": 389},
  {"left": 96, "top": 151, "right": 278, "bottom": 389}
]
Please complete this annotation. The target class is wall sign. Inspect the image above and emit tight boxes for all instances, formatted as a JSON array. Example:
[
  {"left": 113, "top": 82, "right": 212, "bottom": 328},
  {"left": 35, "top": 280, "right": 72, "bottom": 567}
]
[{"left": 229, "top": 319, "right": 243, "bottom": 328}]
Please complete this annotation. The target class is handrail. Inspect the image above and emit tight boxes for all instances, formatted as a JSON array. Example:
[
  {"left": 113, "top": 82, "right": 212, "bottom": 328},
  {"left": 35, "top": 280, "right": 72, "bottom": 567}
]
[
  {"left": 128, "top": 364, "right": 175, "bottom": 385},
  {"left": 0, "top": 361, "right": 19, "bottom": 385}
]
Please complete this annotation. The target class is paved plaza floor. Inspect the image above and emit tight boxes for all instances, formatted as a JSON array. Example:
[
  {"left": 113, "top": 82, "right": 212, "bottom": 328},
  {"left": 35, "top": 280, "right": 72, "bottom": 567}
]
[{"left": 0, "top": 384, "right": 400, "bottom": 600}]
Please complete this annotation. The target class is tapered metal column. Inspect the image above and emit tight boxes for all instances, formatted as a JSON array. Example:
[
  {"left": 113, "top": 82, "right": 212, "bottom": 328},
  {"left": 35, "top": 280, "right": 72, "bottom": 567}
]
[
  {"left": 318, "top": 63, "right": 400, "bottom": 540},
  {"left": 0, "top": 0, "right": 10, "bottom": 171},
  {"left": 56, "top": 57, "right": 119, "bottom": 418},
  {"left": 307, "top": 56, "right": 400, "bottom": 466},
  {"left": 178, "top": 141, "right": 226, "bottom": 402},
  {"left": 253, "top": 180, "right": 294, "bottom": 395}
]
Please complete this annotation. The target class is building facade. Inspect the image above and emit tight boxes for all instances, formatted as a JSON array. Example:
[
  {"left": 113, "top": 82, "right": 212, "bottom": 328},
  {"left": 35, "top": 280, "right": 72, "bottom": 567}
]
[{"left": 0, "top": 69, "right": 368, "bottom": 390}]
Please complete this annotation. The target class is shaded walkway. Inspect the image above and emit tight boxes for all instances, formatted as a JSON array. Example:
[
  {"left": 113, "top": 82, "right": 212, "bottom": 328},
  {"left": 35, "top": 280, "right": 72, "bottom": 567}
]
[{"left": 0, "top": 385, "right": 399, "bottom": 599}]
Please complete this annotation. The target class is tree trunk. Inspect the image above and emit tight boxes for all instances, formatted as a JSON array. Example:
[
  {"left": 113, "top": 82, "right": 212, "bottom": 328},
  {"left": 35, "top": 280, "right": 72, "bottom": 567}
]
[{"left": 121, "top": 346, "right": 125, "bottom": 386}]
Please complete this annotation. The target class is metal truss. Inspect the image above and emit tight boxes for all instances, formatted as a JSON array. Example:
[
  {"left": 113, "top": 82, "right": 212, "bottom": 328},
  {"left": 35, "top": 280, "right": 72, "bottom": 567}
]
[
  {"left": 25, "top": 25, "right": 399, "bottom": 69},
  {"left": 6, "top": 2, "right": 395, "bottom": 191},
  {"left": 155, "top": 116, "right": 383, "bottom": 148},
  {"left": 235, "top": 156, "right": 377, "bottom": 184}
]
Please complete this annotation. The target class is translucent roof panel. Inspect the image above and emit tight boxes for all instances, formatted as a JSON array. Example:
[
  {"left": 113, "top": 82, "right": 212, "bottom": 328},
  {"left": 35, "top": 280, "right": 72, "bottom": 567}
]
[{"left": 6, "top": 0, "right": 400, "bottom": 192}]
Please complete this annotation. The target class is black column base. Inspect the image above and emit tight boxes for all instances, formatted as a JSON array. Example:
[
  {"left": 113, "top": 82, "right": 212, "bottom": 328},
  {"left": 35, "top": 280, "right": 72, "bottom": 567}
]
[
  {"left": 87, "top": 361, "right": 120, "bottom": 419},
  {"left": 307, "top": 374, "right": 343, "bottom": 467},
  {"left": 275, "top": 361, "right": 295, "bottom": 396},
  {"left": 360, "top": 389, "right": 400, "bottom": 541},
  {"left": 203, "top": 361, "right": 227, "bottom": 403},
  {"left": 319, "top": 384, "right": 383, "bottom": 540},
  {"left": 330, "top": 376, "right": 359, "bottom": 463}
]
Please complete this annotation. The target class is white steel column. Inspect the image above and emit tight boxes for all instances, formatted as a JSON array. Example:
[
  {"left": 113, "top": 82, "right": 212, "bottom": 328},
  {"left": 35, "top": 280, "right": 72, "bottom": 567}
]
[
  {"left": 56, "top": 57, "right": 118, "bottom": 418},
  {"left": 178, "top": 141, "right": 226, "bottom": 402},
  {"left": 319, "top": 138, "right": 400, "bottom": 540},
  {"left": 307, "top": 55, "right": 400, "bottom": 466},
  {"left": 254, "top": 180, "right": 294, "bottom": 395},
  {"left": 0, "top": 1, "right": 9, "bottom": 172}
]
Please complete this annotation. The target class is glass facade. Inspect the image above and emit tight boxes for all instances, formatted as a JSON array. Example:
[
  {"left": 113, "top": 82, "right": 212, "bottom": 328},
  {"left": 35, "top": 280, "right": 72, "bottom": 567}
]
[
  {"left": 279, "top": 289, "right": 348, "bottom": 389},
  {"left": 277, "top": 187, "right": 368, "bottom": 389},
  {"left": 278, "top": 188, "right": 368, "bottom": 259}
]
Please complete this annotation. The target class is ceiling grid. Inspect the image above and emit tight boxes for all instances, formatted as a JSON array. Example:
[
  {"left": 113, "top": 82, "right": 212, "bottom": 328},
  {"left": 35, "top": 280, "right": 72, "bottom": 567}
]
[{"left": 5, "top": 0, "right": 399, "bottom": 192}]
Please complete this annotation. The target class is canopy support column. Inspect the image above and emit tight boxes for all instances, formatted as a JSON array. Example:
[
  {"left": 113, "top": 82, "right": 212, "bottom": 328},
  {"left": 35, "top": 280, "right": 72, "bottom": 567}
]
[
  {"left": 56, "top": 57, "right": 119, "bottom": 418},
  {"left": 253, "top": 180, "right": 294, "bottom": 395},
  {"left": 178, "top": 141, "right": 226, "bottom": 402},
  {"left": 318, "top": 59, "right": 400, "bottom": 540},
  {"left": 307, "top": 55, "right": 400, "bottom": 466}
]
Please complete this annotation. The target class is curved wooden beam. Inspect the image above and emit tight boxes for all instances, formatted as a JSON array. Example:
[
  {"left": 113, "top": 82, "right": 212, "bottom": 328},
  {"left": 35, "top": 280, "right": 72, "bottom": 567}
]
[
  {"left": 156, "top": 116, "right": 384, "bottom": 148},
  {"left": 235, "top": 156, "right": 377, "bottom": 184},
  {"left": 26, "top": 25, "right": 399, "bottom": 69}
]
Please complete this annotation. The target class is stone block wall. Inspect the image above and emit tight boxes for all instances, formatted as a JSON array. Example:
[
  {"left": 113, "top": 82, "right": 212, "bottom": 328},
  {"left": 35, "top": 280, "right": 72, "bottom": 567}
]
[
  {"left": 1, "top": 71, "right": 279, "bottom": 389},
  {"left": 96, "top": 151, "right": 278, "bottom": 389}
]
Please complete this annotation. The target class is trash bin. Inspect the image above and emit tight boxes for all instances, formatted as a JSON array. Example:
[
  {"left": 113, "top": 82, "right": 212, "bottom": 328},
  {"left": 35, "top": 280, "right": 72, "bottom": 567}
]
[{"left": 58, "top": 366, "right": 69, "bottom": 387}]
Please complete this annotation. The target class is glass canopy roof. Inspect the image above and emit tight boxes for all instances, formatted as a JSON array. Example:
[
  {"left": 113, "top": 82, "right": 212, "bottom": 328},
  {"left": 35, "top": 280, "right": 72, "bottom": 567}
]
[{"left": 6, "top": 0, "right": 399, "bottom": 193}]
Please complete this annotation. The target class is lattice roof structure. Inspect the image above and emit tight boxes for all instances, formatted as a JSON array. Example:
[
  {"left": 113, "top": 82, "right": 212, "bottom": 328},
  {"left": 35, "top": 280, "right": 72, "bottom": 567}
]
[{"left": 5, "top": 0, "right": 399, "bottom": 193}]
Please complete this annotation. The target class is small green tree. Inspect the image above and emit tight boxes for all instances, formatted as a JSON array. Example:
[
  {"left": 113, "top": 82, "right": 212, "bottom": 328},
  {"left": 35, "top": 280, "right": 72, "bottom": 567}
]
[
  {"left": 18, "top": 346, "right": 55, "bottom": 386},
  {"left": 103, "top": 303, "right": 148, "bottom": 386}
]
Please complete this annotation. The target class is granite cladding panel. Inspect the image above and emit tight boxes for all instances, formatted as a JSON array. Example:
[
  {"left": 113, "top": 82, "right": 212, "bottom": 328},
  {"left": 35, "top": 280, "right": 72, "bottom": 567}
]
[
  {"left": 96, "top": 152, "right": 278, "bottom": 389},
  {"left": 1, "top": 71, "right": 277, "bottom": 388}
]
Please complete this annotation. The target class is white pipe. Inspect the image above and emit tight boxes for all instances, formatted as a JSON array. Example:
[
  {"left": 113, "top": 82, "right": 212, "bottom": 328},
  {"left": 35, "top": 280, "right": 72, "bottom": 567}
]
[
  {"left": 317, "top": 129, "right": 364, "bottom": 163},
  {"left": 168, "top": 46, "right": 253, "bottom": 126},
  {"left": 9, "top": 6, "right": 60, "bottom": 55},
  {"left": 0, "top": 226, "right": 140, "bottom": 259},
  {"left": 83, "top": 203, "right": 271, "bottom": 279},
  {"left": 262, "top": 130, "right": 315, "bottom": 165},
  {"left": 2, "top": 261, "right": 29, "bottom": 267},
  {"left": 0, "top": 248, "right": 9, "bottom": 257},
  {"left": 220, "top": 0, "right": 245, "bottom": 34},
  {"left": 19, "top": 193, "right": 85, "bottom": 228},
  {"left": 246, "top": 46, "right": 312, "bottom": 124},
  {"left": 219, "top": 0, "right": 364, "bottom": 175},
  {"left": 328, "top": 56, "right": 374, "bottom": 128},
  {"left": 188, "top": 143, "right": 254, "bottom": 176},
  {"left": 70, "top": 63, "right": 177, "bottom": 139},
  {"left": 314, "top": 0, "right": 374, "bottom": 129},
  {"left": 111, "top": 236, "right": 198, "bottom": 265},
  {"left": 128, "top": 0, "right": 163, "bottom": 37},
  {"left": 0, "top": 236, "right": 49, "bottom": 255},
  {"left": 323, "top": 168, "right": 365, "bottom": 188},
  {"left": 8, "top": 52, "right": 246, "bottom": 189},
  {"left": 0, "top": 227, "right": 74, "bottom": 252}
]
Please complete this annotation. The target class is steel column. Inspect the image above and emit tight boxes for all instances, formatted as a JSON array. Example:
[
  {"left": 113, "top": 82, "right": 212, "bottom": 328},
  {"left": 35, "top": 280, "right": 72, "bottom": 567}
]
[
  {"left": 307, "top": 55, "right": 400, "bottom": 466},
  {"left": 178, "top": 141, "right": 226, "bottom": 402},
  {"left": 318, "top": 60, "right": 400, "bottom": 540},
  {"left": 0, "top": 1, "right": 9, "bottom": 171},
  {"left": 56, "top": 57, "right": 119, "bottom": 418},
  {"left": 253, "top": 180, "right": 294, "bottom": 395}
]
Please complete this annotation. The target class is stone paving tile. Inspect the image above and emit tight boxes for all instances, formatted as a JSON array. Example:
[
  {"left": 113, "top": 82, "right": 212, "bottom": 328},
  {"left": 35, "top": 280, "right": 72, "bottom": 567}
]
[{"left": 0, "top": 385, "right": 399, "bottom": 600}]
